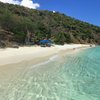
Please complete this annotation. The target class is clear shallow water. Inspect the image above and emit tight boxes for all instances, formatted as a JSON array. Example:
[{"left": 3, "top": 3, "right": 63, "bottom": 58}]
[{"left": 0, "top": 47, "right": 100, "bottom": 100}]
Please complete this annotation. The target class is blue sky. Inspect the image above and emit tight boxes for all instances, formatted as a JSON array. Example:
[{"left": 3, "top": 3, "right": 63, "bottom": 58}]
[{"left": 34, "top": 0, "right": 100, "bottom": 26}]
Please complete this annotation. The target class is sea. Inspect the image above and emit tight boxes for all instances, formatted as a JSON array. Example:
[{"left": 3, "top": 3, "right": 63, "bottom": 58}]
[{"left": 0, "top": 46, "right": 100, "bottom": 100}]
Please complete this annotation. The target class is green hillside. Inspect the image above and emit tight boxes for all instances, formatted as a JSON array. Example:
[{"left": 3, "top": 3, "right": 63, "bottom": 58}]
[{"left": 0, "top": 2, "right": 100, "bottom": 47}]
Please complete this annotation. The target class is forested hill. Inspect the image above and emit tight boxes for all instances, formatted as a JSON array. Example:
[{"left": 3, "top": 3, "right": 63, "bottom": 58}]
[{"left": 0, "top": 2, "right": 100, "bottom": 47}]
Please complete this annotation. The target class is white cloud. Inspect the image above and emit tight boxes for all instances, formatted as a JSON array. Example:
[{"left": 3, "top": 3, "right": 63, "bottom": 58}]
[
  {"left": 20, "top": 0, "right": 40, "bottom": 9},
  {"left": 0, "top": 0, "right": 40, "bottom": 9},
  {"left": 0, "top": 0, "right": 20, "bottom": 5}
]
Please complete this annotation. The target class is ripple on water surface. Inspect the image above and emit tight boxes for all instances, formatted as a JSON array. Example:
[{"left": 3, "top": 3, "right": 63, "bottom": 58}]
[{"left": 0, "top": 47, "right": 100, "bottom": 100}]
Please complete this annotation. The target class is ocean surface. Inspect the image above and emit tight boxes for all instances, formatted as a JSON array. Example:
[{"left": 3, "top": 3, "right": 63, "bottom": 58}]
[{"left": 0, "top": 47, "right": 100, "bottom": 100}]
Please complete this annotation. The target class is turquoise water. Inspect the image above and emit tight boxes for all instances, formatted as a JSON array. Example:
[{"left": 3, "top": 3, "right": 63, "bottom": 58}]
[{"left": 0, "top": 47, "right": 100, "bottom": 100}]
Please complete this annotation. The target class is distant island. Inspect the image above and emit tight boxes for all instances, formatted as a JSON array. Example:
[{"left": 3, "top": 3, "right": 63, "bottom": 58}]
[{"left": 0, "top": 2, "right": 100, "bottom": 47}]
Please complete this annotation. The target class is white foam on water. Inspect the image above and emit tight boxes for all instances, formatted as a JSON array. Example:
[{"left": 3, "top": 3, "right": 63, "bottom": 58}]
[{"left": 30, "top": 55, "right": 60, "bottom": 69}]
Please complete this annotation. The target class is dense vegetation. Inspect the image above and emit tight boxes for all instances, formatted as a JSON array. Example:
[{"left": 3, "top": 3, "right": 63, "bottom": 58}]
[{"left": 0, "top": 2, "right": 100, "bottom": 47}]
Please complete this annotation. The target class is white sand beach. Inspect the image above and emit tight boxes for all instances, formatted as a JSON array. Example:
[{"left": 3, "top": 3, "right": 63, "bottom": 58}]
[
  {"left": 0, "top": 44, "right": 91, "bottom": 99},
  {"left": 0, "top": 44, "right": 90, "bottom": 66}
]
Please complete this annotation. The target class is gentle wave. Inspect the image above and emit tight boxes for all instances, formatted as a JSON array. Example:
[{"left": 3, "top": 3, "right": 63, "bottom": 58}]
[{"left": 30, "top": 55, "right": 60, "bottom": 69}]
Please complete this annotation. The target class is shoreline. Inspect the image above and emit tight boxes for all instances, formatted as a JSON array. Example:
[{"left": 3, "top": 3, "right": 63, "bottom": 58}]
[
  {"left": 0, "top": 44, "right": 91, "bottom": 66},
  {"left": 0, "top": 44, "right": 91, "bottom": 82}
]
